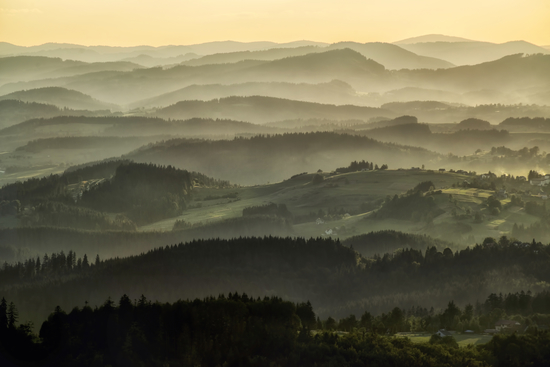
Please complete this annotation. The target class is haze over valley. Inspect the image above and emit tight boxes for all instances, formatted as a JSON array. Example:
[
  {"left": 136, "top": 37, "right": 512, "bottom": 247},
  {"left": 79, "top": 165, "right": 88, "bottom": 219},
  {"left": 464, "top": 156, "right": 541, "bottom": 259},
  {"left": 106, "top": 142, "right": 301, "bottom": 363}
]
[{"left": 2, "top": 1, "right": 550, "bottom": 363}]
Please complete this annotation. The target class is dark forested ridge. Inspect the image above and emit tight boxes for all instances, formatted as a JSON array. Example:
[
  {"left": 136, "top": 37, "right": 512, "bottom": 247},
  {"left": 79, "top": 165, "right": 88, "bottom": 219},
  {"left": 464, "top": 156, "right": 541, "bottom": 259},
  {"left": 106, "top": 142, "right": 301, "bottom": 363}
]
[
  {"left": 3, "top": 234, "right": 550, "bottom": 332},
  {"left": 0, "top": 161, "right": 233, "bottom": 230},
  {"left": 343, "top": 230, "right": 456, "bottom": 257}
]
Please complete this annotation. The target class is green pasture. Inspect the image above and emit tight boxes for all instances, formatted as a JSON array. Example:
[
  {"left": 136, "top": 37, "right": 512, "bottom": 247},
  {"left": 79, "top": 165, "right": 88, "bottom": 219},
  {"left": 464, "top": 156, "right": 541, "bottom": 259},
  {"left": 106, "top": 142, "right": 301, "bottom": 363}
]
[{"left": 398, "top": 333, "right": 493, "bottom": 346}]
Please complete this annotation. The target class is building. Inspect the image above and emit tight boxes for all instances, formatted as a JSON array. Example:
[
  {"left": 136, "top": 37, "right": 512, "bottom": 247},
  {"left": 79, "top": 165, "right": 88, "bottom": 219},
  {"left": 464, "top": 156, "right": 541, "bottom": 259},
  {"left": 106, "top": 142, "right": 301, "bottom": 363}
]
[
  {"left": 435, "top": 329, "right": 452, "bottom": 337},
  {"left": 495, "top": 320, "right": 522, "bottom": 333},
  {"left": 530, "top": 177, "right": 550, "bottom": 186}
]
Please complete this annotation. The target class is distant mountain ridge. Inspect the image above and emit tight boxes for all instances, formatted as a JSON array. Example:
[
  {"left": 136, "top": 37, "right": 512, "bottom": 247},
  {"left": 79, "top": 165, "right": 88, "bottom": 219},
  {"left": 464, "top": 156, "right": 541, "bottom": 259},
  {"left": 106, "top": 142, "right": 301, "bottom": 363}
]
[
  {"left": 0, "top": 56, "right": 143, "bottom": 84},
  {"left": 394, "top": 34, "right": 478, "bottom": 44},
  {"left": 130, "top": 80, "right": 370, "bottom": 109},
  {"left": 181, "top": 42, "right": 454, "bottom": 70},
  {"left": 0, "top": 40, "right": 330, "bottom": 63},
  {"left": 400, "top": 40, "right": 549, "bottom": 65}
]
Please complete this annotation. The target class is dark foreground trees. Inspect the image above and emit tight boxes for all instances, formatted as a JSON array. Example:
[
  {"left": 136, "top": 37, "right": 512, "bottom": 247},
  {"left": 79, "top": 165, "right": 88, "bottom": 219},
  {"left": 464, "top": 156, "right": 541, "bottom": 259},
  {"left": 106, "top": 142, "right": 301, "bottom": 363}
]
[{"left": 1, "top": 294, "right": 550, "bottom": 366}]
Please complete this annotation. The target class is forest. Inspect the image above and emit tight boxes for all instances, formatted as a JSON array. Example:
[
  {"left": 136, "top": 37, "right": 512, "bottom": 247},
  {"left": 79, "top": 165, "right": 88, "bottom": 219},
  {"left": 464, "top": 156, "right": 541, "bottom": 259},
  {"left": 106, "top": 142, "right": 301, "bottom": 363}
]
[{"left": 1, "top": 292, "right": 550, "bottom": 366}]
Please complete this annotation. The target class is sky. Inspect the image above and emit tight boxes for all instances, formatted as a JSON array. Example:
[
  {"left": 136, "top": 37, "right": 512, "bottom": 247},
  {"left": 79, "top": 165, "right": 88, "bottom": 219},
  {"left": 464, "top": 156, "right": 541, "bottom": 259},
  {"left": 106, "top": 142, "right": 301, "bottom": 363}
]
[{"left": 1, "top": 0, "right": 549, "bottom": 47}]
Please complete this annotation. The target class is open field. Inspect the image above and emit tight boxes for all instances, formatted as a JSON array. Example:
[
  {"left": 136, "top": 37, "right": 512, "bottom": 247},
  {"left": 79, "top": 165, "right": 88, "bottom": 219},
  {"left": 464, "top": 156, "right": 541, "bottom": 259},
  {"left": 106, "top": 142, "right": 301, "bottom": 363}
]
[
  {"left": 398, "top": 333, "right": 493, "bottom": 346},
  {"left": 139, "top": 169, "right": 465, "bottom": 233},
  {"left": 2, "top": 166, "right": 542, "bottom": 246},
  {"left": 138, "top": 169, "right": 539, "bottom": 245}
]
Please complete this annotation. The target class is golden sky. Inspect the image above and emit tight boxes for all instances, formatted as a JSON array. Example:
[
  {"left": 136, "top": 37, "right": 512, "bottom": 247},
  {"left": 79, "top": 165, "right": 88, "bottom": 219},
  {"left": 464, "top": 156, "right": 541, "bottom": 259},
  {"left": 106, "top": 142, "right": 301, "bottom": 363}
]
[{"left": 1, "top": 0, "right": 549, "bottom": 46}]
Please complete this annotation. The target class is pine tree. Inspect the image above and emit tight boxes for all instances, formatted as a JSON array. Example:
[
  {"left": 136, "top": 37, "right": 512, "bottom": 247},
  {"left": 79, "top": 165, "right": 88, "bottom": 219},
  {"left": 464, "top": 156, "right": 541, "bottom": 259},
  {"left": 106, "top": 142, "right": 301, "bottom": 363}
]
[
  {"left": 7, "top": 302, "right": 18, "bottom": 329},
  {"left": 0, "top": 298, "right": 7, "bottom": 332}
]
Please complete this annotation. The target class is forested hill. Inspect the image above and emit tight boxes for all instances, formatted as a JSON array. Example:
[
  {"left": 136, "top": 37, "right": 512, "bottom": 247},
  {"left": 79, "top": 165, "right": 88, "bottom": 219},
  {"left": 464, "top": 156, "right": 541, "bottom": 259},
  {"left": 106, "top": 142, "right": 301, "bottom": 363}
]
[
  {"left": 0, "top": 115, "right": 281, "bottom": 137},
  {"left": 0, "top": 100, "right": 107, "bottom": 129},
  {"left": 2, "top": 234, "right": 550, "bottom": 329},
  {"left": 343, "top": 230, "right": 456, "bottom": 257},
  {"left": 126, "top": 132, "right": 440, "bottom": 185},
  {"left": 0, "top": 161, "right": 231, "bottom": 227},
  {"left": 0, "top": 87, "right": 118, "bottom": 111},
  {"left": 151, "top": 95, "right": 394, "bottom": 123}
]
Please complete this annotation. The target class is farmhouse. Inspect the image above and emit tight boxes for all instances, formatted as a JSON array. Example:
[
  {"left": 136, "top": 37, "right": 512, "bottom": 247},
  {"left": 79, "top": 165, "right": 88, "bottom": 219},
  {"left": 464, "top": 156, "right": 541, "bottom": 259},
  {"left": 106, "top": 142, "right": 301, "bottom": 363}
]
[
  {"left": 530, "top": 177, "right": 549, "bottom": 186},
  {"left": 495, "top": 320, "right": 522, "bottom": 333},
  {"left": 435, "top": 329, "right": 452, "bottom": 337}
]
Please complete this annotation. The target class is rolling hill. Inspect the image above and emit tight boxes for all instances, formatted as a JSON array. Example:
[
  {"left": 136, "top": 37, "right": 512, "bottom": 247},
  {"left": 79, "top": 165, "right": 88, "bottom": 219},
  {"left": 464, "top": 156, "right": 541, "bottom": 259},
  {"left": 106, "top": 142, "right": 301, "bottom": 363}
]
[
  {"left": 0, "top": 115, "right": 281, "bottom": 138},
  {"left": 182, "top": 42, "right": 454, "bottom": 70},
  {"left": 326, "top": 42, "right": 454, "bottom": 69},
  {"left": 400, "top": 40, "right": 549, "bottom": 66},
  {"left": 0, "top": 99, "right": 108, "bottom": 130},
  {"left": 125, "top": 132, "right": 439, "bottom": 184},
  {"left": 151, "top": 95, "right": 394, "bottom": 124},
  {"left": 0, "top": 56, "right": 143, "bottom": 84},
  {"left": 0, "top": 87, "right": 118, "bottom": 111},
  {"left": 130, "top": 80, "right": 371, "bottom": 109},
  {"left": 0, "top": 40, "right": 330, "bottom": 63}
]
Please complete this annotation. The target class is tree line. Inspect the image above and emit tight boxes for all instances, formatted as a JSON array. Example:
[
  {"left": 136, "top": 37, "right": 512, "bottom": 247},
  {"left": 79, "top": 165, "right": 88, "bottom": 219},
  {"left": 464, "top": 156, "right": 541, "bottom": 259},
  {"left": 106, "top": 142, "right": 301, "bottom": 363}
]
[{"left": 1, "top": 293, "right": 550, "bottom": 366}]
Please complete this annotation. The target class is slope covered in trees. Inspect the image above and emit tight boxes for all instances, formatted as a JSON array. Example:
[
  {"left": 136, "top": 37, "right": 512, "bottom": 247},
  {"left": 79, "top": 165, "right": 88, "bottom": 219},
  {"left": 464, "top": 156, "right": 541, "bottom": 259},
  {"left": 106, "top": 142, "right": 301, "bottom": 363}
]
[
  {"left": 2, "top": 234, "right": 550, "bottom": 330},
  {"left": 126, "top": 132, "right": 440, "bottom": 184},
  {"left": 0, "top": 87, "right": 118, "bottom": 111},
  {"left": 152, "top": 95, "right": 393, "bottom": 123}
]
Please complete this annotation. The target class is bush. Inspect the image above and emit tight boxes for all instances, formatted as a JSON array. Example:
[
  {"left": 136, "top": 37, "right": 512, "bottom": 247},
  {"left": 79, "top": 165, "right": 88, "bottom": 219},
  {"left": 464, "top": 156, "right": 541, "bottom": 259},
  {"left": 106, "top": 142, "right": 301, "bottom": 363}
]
[
  {"left": 312, "top": 174, "right": 324, "bottom": 184},
  {"left": 429, "top": 334, "right": 459, "bottom": 348}
]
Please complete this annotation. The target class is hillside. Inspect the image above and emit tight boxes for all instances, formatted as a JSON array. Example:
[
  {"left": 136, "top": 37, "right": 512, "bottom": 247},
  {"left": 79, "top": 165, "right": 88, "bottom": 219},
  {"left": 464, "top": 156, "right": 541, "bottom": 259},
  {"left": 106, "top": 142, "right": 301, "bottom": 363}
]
[
  {"left": 400, "top": 40, "right": 550, "bottom": 66},
  {"left": 0, "top": 41, "right": 330, "bottom": 63},
  {"left": 0, "top": 115, "right": 281, "bottom": 137},
  {"left": 0, "top": 56, "right": 143, "bottom": 84},
  {"left": 130, "top": 80, "right": 370, "bottom": 109},
  {"left": 396, "top": 54, "right": 550, "bottom": 94},
  {"left": 151, "top": 95, "right": 393, "bottom": 123},
  {"left": 0, "top": 99, "right": 108, "bottom": 130},
  {"left": 3, "top": 51, "right": 548, "bottom": 107},
  {"left": 240, "top": 49, "right": 386, "bottom": 85},
  {"left": 180, "top": 46, "right": 322, "bottom": 67},
  {"left": 182, "top": 42, "right": 454, "bottom": 70},
  {"left": 2, "top": 234, "right": 550, "bottom": 331},
  {"left": 326, "top": 42, "right": 454, "bottom": 70},
  {"left": 0, "top": 87, "right": 119, "bottom": 111},
  {"left": 125, "top": 132, "right": 439, "bottom": 184}
]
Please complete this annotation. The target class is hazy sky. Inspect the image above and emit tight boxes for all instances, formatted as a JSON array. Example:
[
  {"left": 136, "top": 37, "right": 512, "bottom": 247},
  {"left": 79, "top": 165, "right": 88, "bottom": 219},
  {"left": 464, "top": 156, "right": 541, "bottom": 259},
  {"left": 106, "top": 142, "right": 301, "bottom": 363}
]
[{"left": 1, "top": 0, "right": 549, "bottom": 46}]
